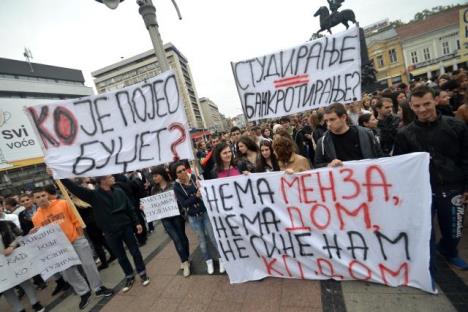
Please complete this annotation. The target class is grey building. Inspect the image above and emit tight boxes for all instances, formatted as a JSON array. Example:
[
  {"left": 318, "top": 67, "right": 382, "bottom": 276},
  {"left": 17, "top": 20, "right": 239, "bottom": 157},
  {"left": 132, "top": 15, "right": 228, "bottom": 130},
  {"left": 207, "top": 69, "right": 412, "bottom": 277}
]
[
  {"left": 199, "top": 97, "right": 226, "bottom": 132},
  {"left": 92, "top": 43, "right": 206, "bottom": 129}
]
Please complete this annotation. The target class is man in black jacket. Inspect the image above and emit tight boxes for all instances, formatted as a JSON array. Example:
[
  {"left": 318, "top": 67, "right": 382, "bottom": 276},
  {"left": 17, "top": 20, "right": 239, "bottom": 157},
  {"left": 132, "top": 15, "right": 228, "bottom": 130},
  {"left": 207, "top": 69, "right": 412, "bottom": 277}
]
[
  {"left": 315, "top": 103, "right": 383, "bottom": 168},
  {"left": 61, "top": 175, "right": 150, "bottom": 292},
  {"left": 394, "top": 85, "right": 468, "bottom": 271},
  {"left": 375, "top": 97, "right": 400, "bottom": 155}
]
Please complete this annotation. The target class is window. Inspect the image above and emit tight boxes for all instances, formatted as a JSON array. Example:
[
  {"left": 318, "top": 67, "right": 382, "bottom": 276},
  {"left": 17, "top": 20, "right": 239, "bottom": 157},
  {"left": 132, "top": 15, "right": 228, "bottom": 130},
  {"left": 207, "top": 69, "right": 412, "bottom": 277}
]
[
  {"left": 410, "top": 51, "right": 418, "bottom": 64},
  {"left": 376, "top": 55, "right": 384, "bottom": 68},
  {"left": 388, "top": 49, "right": 397, "bottom": 63},
  {"left": 423, "top": 48, "right": 431, "bottom": 61},
  {"left": 442, "top": 41, "right": 450, "bottom": 55},
  {"left": 457, "top": 40, "right": 460, "bottom": 50}
]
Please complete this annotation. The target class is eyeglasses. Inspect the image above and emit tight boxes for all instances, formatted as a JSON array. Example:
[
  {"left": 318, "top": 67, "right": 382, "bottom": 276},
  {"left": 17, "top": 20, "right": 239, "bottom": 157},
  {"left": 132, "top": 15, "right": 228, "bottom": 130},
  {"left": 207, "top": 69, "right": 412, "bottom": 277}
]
[{"left": 176, "top": 168, "right": 186, "bottom": 174}]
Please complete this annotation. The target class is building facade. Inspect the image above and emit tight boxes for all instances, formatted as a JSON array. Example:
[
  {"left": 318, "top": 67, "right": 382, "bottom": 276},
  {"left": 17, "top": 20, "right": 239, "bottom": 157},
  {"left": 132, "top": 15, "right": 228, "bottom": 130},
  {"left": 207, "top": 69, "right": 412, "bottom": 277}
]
[
  {"left": 397, "top": 6, "right": 468, "bottom": 80},
  {"left": 199, "top": 97, "right": 226, "bottom": 132},
  {"left": 365, "top": 24, "right": 408, "bottom": 88},
  {"left": 92, "top": 43, "right": 205, "bottom": 129},
  {"left": 0, "top": 57, "right": 93, "bottom": 196}
]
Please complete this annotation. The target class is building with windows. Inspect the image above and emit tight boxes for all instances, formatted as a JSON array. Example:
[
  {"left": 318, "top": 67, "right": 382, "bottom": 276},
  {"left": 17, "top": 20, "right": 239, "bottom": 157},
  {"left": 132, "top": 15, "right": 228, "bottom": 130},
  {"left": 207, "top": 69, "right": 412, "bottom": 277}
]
[
  {"left": 199, "top": 97, "right": 226, "bottom": 132},
  {"left": 92, "top": 43, "right": 206, "bottom": 129},
  {"left": 397, "top": 6, "right": 468, "bottom": 80},
  {"left": 365, "top": 23, "right": 408, "bottom": 87},
  {"left": 0, "top": 57, "right": 93, "bottom": 196}
]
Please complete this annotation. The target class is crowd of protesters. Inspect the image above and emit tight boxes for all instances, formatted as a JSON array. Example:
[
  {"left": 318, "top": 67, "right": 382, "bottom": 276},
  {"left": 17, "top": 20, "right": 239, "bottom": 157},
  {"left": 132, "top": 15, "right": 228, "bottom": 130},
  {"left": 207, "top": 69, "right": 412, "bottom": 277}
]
[{"left": 0, "top": 69, "right": 467, "bottom": 311}]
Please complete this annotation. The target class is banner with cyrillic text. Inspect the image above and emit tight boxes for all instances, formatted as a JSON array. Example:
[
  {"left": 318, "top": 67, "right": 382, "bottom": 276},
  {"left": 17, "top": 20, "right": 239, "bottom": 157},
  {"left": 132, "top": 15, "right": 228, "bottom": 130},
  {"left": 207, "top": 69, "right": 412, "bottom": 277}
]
[
  {"left": 141, "top": 190, "right": 180, "bottom": 222},
  {"left": 200, "top": 153, "right": 434, "bottom": 293},
  {"left": 0, "top": 224, "right": 81, "bottom": 293},
  {"left": 26, "top": 70, "right": 192, "bottom": 178},
  {"left": 232, "top": 26, "right": 361, "bottom": 121}
]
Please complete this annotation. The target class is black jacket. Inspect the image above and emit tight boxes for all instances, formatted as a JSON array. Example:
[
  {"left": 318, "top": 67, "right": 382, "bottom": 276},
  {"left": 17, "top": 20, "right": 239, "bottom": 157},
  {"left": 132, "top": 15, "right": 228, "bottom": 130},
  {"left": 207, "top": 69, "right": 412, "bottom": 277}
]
[
  {"left": 173, "top": 174, "right": 206, "bottom": 216},
  {"left": 0, "top": 220, "right": 22, "bottom": 249},
  {"left": 377, "top": 114, "right": 400, "bottom": 155},
  {"left": 61, "top": 179, "right": 140, "bottom": 233},
  {"left": 393, "top": 115, "right": 468, "bottom": 192},
  {"left": 315, "top": 126, "right": 383, "bottom": 167}
]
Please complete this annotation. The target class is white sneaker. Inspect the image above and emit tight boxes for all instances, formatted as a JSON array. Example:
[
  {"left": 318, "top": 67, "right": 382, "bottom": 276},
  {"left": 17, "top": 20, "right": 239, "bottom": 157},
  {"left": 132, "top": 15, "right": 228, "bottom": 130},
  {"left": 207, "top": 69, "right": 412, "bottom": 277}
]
[
  {"left": 182, "top": 261, "right": 191, "bottom": 277},
  {"left": 219, "top": 259, "right": 225, "bottom": 274},
  {"left": 206, "top": 259, "right": 214, "bottom": 275}
]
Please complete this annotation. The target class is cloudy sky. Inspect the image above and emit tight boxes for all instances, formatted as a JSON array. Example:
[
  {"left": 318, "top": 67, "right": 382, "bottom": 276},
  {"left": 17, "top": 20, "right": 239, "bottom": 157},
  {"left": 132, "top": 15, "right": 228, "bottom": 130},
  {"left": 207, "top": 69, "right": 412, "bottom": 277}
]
[{"left": 0, "top": 0, "right": 465, "bottom": 117}]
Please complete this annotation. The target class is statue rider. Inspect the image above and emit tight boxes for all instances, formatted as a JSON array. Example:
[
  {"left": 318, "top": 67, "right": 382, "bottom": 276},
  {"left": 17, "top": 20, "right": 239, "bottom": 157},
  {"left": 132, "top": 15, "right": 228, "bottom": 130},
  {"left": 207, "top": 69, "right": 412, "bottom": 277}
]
[{"left": 327, "top": 0, "right": 344, "bottom": 16}]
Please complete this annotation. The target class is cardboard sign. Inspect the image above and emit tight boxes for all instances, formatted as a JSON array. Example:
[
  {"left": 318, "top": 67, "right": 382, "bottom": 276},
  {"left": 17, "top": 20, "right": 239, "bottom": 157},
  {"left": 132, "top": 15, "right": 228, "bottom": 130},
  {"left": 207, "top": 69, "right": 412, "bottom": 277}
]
[
  {"left": 26, "top": 70, "right": 193, "bottom": 178},
  {"left": 200, "top": 153, "right": 434, "bottom": 293},
  {"left": 232, "top": 26, "right": 361, "bottom": 121},
  {"left": 0, "top": 224, "right": 81, "bottom": 293},
  {"left": 141, "top": 190, "right": 180, "bottom": 222}
]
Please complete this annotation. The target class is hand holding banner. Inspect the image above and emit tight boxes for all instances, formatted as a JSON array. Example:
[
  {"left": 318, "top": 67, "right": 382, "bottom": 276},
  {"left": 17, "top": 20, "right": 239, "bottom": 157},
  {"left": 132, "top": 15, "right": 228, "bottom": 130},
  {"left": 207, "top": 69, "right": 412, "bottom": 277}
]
[{"left": 200, "top": 153, "right": 434, "bottom": 293}]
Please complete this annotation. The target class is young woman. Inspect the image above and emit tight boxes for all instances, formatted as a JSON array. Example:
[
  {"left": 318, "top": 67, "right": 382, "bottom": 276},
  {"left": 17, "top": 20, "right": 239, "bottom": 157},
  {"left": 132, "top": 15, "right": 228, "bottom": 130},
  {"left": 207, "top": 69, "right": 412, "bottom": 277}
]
[
  {"left": 212, "top": 142, "right": 242, "bottom": 178},
  {"left": 273, "top": 135, "right": 311, "bottom": 173},
  {"left": 150, "top": 165, "right": 191, "bottom": 277},
  {"left": 256, "top": 140, "right": 280, "bottom": 172},
  {"left": 261, "top": 127, "right": 273, "bottom": 142},
  {"left": 237, "top": 135, "right": 259, "bottom": 173},
  {"left": 172, "top": 161, "right": 224, "bottom": 274}
]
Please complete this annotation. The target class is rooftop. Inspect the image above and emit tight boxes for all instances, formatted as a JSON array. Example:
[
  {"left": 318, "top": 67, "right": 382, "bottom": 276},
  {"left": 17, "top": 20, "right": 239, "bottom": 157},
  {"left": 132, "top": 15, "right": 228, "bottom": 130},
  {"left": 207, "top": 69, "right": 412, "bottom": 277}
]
[
  {"left": 396, "top": 6, "right": 465, "bottom": 40},
  {"left": 0, "top": 57, "right": 85, "bottom": 82}
]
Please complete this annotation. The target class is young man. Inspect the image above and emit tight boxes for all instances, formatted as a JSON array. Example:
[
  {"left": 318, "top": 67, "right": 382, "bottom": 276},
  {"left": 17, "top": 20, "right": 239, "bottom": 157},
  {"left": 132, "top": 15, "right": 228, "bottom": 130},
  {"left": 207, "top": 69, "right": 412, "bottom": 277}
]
[
  {"left": 315, "top": 103, "right": 382, "bottom": 168},
  {"left": 32, "top": 187, "right": 113, "bottom": 310},
  {"left": 375, "top": 97, "right": 400, "bottom": 155},
  {"left": 4, "top": 197, "right": 25, "bottom": 216},
  {"left": 0, "top": 202, "right": 20, "bottom": 228},
  {"left": 435, "top": 90, "right": 453, "bottom": 117},
  {"left": 229, "top": 126, "right": 242, "bottom": 156},
  {"left": 60, "top": 175, "right": 150, "bottom": 293},
  {"left": 394, "top": 85, "right": 468, "bottom": 271}
]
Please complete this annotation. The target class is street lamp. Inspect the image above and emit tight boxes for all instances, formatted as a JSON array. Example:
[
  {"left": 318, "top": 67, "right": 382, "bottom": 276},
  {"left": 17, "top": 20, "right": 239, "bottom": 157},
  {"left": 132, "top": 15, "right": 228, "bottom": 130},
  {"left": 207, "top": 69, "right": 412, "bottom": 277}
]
[{"left": 95, "top": 0, "right": 182, "bottom": 73}]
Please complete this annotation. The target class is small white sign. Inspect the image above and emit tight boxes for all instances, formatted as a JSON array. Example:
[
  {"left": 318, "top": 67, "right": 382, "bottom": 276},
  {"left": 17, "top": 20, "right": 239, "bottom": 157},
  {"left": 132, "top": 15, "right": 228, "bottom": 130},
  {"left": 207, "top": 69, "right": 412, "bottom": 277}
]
[{"left": 141, "top": 190, "right": 180, "bottom": 222}]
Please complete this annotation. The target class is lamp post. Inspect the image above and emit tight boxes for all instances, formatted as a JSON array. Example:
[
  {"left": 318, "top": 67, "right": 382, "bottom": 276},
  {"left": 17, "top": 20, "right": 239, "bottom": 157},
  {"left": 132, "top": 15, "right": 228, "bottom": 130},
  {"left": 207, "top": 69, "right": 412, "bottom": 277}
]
[{"left": 96, "top": 0, "right": 182, "bottom": 73}]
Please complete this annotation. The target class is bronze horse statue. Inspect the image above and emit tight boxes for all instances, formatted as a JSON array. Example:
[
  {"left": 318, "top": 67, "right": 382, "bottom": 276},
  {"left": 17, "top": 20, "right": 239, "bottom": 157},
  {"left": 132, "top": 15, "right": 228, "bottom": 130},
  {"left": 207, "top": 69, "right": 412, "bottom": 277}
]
[{"left": 314, "top": 6, "right": 356, "bottom": 34}]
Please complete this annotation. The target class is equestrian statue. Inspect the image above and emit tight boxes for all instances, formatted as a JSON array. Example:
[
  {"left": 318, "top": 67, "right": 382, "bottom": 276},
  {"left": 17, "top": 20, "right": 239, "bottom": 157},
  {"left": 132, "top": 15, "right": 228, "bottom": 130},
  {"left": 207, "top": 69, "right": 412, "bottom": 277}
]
[{"left": 314, "top": 0, "right": 356, "bottom": 34}]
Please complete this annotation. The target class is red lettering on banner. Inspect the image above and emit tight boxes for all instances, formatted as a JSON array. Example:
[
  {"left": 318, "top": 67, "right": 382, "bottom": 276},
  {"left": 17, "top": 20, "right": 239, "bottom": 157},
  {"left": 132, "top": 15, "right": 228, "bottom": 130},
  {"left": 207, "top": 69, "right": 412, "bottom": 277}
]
[
  {"left": 280, "top": 176, "right": 301, "bottom": 204},
  {"left": 379, "top": 262, "right": 409, "bottom": 286},
  {"left": 335, "top": 202, "right": 372, "bottom": 230},
  {"left": 310, "top": 203, "right": 331, "bottom": 230},
  {"left": 27, "top": 106, "right": 59, "bottom": 149},
  {"left": 316, "top": 171, "right": 337, "bottom": 202},
  {"left": 282, "top": 255, "right": 305, "bottom": 279},
  {"left": 315, "top": 258, "right": 343, "bottom": 279},
  {"left": 262, "top": 256, "right": 284, "bottom": 276},
  {"left": 53, "top": 106, "right": 78, "bottom": 145},
  {"left": 300, "top": 173, "right": 318, "bottom": 204},
  {"left": 363, "top": 165, "right": 392, "bottom": 202},
  {"left": 339, "top": 168, "right": 360, "bottom": 200},
  {"left": 348, "top": 260, "right": 372, "bottom": 281},
  {"left": 285, "top": 207, "right": 311, "bottom": 232}
]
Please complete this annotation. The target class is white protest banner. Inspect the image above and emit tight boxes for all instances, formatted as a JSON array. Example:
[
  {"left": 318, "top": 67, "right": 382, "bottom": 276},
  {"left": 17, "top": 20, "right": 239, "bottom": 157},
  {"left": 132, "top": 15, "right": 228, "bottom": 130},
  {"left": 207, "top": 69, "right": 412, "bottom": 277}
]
[
  {"left": 0, "top": 99, "right": 49, "bottom": 170},
  {"left": 26, "top": 70, "right": 193, "bottom": 179},
  {"left": 200, "top": 153, "right": 434, "bottom": 293},
  {"left": 0, "top": 224, "right": 81, "bottom": 293},
  {"left": 232, "top": 26, "right": 361, "bottom": 121},
  {"left": 141, "top": 190, "right": 180, "bottom": 222}
]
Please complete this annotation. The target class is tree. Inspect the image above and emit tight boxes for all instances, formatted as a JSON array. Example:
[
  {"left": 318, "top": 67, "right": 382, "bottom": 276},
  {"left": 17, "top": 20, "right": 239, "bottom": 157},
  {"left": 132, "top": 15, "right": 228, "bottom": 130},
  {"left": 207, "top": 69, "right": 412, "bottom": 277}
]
[{"left": 411, "top": 5, "right": 459, "bottom": 22}]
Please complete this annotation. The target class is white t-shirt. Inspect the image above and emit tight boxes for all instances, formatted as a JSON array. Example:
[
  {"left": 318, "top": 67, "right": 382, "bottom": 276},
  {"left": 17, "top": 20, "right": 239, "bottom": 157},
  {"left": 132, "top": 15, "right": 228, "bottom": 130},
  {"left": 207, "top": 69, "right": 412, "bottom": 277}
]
[{"left": 0, "top": 213, "right": 20, "bottom": 228}]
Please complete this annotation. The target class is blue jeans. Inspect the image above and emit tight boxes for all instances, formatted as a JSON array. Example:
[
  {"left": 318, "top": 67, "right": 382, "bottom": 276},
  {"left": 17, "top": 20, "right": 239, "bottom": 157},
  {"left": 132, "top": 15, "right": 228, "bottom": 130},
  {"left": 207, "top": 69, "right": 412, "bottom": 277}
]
[
  {"left": 162, "top": 215, "right": 190, "bottom": 262},
  {"left": 188, "top": 212, "right": 218, "bottom": 261},
  {"left": 104, "top": 225, "right": 146, "bottom": 279},
  {"left": 429, "top": 188, "right": 465, "bottom": 277}
]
